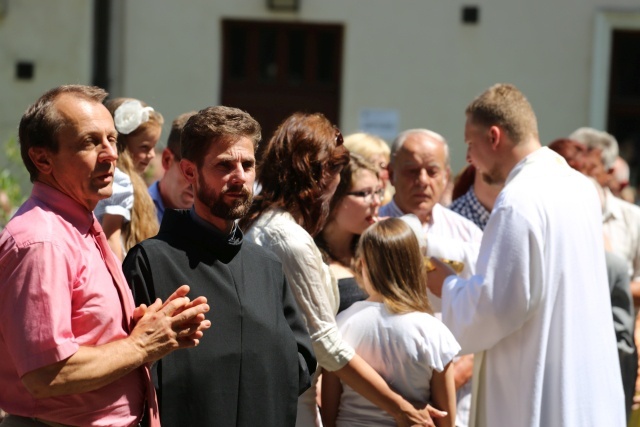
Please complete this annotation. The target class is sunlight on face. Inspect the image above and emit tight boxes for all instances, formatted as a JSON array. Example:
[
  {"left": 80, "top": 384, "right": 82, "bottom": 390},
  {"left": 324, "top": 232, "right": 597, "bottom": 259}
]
[{"left": 127, "top": 125, "right": 162, "bottom": 174}]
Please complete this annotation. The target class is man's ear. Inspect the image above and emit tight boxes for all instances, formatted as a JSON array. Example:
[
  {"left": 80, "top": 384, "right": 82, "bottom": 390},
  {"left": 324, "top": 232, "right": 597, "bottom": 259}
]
[
  {"left": 180, "top": 158, "right": 197, "bottom": 184},
  {"left": 161, "top": 148, "right": 174, "bottom": 171},
  {"left": 388, "top": 163, "right": 396, "bottom": 186},
  {"left": 28, "top": 147, "right": 53, "bottom": 175},
  {"left": 489, "top": 126, "right": 502, "bottom": 150}
]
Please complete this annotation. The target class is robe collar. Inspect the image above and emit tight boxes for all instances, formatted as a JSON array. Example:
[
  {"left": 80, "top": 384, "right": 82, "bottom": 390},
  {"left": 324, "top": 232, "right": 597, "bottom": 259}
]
[{"left": 159, "top": 209, "right": 243, "bottom": 263}]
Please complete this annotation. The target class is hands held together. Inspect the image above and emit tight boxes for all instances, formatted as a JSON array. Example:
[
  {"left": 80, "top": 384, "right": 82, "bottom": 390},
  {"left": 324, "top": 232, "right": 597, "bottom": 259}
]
[{"left": 130, "top": 284, "right": 212, "bottom": 364}]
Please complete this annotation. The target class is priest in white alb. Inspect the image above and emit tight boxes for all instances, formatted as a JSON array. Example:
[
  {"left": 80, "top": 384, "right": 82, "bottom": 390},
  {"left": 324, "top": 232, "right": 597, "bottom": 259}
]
[{"left": 427, "top": 83, "right": 626, "bottom": 427}]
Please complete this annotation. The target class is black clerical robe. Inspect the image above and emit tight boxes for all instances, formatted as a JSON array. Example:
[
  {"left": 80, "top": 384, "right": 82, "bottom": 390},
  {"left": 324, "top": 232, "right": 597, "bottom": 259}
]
[{"left": 123, "top": 209, "right": 316, "bottom": 427}]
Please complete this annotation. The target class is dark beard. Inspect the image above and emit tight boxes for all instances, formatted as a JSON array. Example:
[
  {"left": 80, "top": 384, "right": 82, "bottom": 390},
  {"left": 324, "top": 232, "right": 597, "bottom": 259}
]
[{"left": 197, "top": 175, "right": 253, "bottom": 220}]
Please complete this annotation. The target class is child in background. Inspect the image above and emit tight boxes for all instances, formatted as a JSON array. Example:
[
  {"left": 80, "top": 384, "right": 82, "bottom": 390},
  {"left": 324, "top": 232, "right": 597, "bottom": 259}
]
[
  {"left": 95, "top": 97, "right": 163, "bottom": 260},
  {"left": 321, "top": 217, "right": 459, "bottom": 427}
]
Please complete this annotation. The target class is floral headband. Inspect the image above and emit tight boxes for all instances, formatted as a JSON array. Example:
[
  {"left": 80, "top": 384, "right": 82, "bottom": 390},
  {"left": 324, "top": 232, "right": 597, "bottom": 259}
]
[{"left": 114, "top": 99, "right": 155, "bottom": 135}]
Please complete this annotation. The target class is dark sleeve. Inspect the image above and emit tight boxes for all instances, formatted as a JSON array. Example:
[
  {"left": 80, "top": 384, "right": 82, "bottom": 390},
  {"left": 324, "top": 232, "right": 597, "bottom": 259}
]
[
  {"left": 122, "top": 244, "right": 162, "bottom": 411},
  {"left": 122, "top": 244, "right": 156, "bottom": 307},
  {"left": 606, "top": 251, "right": 638, "bottom": 416},
  {"left": 282, "top": 275, "right": 317, "bottom": 395}
]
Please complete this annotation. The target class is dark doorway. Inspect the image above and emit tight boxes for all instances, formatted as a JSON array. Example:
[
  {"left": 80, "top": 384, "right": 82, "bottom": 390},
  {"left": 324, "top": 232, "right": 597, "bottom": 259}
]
[
  {"left": 221, "top": 19, "right": 344, "bottom": 143},
  {"left": 608, "top": 30, "right": 640, "bottom": 184}
]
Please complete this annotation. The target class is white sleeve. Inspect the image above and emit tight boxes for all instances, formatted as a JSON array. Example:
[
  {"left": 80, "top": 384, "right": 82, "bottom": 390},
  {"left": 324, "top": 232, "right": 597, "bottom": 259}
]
[
  {"left": 269, "top": 230, "right": 355, "bottom": 372},
  {"left": 441, "top": 205, "right": 544, "bottom": 354},
  {"left": 426, "top": 235, "right": 481, "bottom": 278},
  {"left": 94, "top": 169, "right": 134, "bottom": 222}
]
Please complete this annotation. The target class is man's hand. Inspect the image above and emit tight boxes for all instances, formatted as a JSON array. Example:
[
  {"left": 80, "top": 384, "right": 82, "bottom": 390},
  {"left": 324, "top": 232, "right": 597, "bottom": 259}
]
[
  {"left": 129, "top": 294, "right": 211, "bottom": 364},
  {"left": 132, "top": 285, "right": 205, "bottom": 326}
]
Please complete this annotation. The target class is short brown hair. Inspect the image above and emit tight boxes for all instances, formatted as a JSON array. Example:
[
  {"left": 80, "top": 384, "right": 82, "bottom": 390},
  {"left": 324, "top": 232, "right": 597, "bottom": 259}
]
[
  {"left": 465, "top": 83, "right": 538, "bottom": 143},
  {"left": 181, "top": 106, "right": 261, "bottom": 167},
  {"left": 166, "top": 111, "right": 197, "bottom": 160},
  {"left": 355, "top": 217, "right": 432, "bottom": 314},
  {"left": 19, "top": 85, "right": 108, "bottom": 182}
]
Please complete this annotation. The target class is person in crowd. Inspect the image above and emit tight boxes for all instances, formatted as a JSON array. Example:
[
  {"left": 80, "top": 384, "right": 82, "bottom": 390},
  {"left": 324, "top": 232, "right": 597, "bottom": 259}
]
[
  {"left": 551, "top": 133, "right": 639, "bottom": 419},
  {"left": 95, "top": 97, "right": 163, "bottom": 260},
  {"left": 241, "top": 112, "right": 446, "bottom": 427},
  {"left": 612, "top": 156, "right": 632, "bottom": 201},
  {"left": 321, "top": 218, "right": 459, "bottom": 427},
  {"left": 606, "top": 250, "right": 638, "bottom": 420},
  {"left": 428, "top": 83, "right": 625, "bottom": 426},
  {"left": 547, "top": 138, "right": 589, "bottom": 173},
  {"left": 449, "top": 164, "right": 502, "bottom": 231},
  {"left": 568, "top": 128, "right": 640, "bottom": 307},
  {"left": 378, "top": 127, "right": 481, "bottom": 427},
  {"left": 379, "top": 128, "right": 482, "bottom": 282},
  {"left": 123, "top": 106, "right": 315, "bottom": 426},
  {"left": 148, "top": 111, "right": 195, "bottom": 223},
  {"left": 0, "top": 84, "right": 210, "bottom": 427},
  {"left": 315, "top": 153, "right": 382, "bottom": 313},
  {"left": 343, "top": 132, "right": 393, "bottom": 205}
]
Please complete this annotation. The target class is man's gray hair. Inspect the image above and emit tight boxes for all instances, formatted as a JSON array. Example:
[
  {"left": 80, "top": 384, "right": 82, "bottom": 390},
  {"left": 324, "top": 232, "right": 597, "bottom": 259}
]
[
  {"left": 569, "top": 127, "right": 619, "bottom": 170},
  {"left": 390, "top": 128, "right": 450, "bottom": 166}
]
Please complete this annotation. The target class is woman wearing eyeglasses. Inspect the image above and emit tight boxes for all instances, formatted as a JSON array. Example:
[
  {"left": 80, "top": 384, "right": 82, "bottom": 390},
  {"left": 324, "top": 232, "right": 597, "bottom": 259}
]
[
  {"left": 315, "top": 153, "right": 383, "bottom": 314},
  {"left": 242, "top": 112, "right": 444, "bottom": 427}
]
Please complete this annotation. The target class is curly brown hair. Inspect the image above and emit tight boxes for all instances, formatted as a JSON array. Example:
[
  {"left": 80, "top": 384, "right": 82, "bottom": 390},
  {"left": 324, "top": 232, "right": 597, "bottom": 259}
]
[{"left": 241, "top": 112, "right": 349, "bottom": 237}]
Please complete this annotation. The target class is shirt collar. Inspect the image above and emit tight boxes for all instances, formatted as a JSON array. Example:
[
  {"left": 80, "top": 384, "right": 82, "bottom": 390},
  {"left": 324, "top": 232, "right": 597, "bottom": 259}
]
[
  {"left": 189, "top": 207, "right": 240, "bottom": 243},
  {"left": 384, "top": 198, "right": 437, "bottom": 229},
  {"left": 602, "top": 187, "right": 623, "bottom": 221},
  {"left": 31, "top": 182, "right": 94, "bottom": 234}
]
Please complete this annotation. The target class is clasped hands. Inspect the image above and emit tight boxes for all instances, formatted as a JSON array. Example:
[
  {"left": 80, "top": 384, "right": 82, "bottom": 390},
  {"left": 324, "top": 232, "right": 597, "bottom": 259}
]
[{"left": 130, "top": 285, "right": 211, "bottom": 364}]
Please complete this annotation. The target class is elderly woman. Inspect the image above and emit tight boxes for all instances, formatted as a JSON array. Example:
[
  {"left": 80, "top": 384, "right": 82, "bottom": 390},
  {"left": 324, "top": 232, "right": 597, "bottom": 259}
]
[{"left": 242, "top": 112, "right": 441, "bottom": 427}]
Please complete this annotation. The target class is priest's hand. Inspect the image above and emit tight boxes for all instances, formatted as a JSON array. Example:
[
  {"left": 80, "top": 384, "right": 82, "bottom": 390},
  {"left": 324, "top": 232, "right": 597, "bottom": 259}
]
[{"left": 426, "top": 257, "right": 457, "bottom": 298}]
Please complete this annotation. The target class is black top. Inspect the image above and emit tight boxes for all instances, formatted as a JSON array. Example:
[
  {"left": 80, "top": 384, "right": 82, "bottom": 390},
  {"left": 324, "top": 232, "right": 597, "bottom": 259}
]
[
  {"left": 337, "top": 276, "right": 368, "bottom": 314},
  {"left": 123, "top": 209, "right": 316, "bottom": 427}
]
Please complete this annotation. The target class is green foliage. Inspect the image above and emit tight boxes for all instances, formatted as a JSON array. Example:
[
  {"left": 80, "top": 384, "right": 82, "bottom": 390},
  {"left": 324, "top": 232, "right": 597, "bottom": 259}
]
[{"left": 0, "top": 137, "right": 28, "bottom": 227}]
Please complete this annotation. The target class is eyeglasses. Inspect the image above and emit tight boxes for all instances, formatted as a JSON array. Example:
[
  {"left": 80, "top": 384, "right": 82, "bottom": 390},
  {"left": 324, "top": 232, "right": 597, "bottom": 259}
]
[
  {"left": 347, "top": 188, "right": 385, "bottom": 202},
  {"left": 334, "top": 126, "right": 344, "bottom": 146}
]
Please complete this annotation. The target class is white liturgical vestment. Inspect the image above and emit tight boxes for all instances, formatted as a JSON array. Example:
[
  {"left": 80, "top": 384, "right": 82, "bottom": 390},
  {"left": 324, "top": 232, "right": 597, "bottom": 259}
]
[{"left": 442, "top": 147, "right": 625, "bottom": 427}]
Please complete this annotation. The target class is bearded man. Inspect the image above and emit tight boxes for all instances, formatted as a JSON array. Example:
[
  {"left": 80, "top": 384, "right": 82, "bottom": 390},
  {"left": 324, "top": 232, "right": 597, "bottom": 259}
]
[{"left": 122, "top": 106, "right": 316, "bottom": 427}]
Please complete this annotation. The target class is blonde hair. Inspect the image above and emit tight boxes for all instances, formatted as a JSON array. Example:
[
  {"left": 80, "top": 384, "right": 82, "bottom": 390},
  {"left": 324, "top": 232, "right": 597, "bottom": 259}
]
[
  {"left": 465, "top": 83, "right": 538, "bottom": 144},
  {"left": 355, "top": 218, "right": 432, "bottom": 314},
  {"left": 344, "top": 133, "right": 390, "bottom": 164},
  {"left": 104, "top": 97, "right": 161, "bottom": 249}
]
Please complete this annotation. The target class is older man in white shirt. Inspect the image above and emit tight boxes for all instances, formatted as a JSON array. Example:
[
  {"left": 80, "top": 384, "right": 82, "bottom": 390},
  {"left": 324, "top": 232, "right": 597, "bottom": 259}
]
[{"left": 380, "top": 128, "right": 482, "bottom": 427}]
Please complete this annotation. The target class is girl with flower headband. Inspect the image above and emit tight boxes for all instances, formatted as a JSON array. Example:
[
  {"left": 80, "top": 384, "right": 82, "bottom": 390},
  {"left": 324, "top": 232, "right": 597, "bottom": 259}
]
[
  {"left": 94, "top": 97, "right": 164, "bottom": 260},
  {"left": 321, "top": 217, "right": 459, "bottom": 427}
]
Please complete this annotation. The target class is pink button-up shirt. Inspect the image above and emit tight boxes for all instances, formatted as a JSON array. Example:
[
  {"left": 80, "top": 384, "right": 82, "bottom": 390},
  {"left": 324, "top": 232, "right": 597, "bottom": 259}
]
[{"left": 0, "top": 182, "right": 145, "bottom": 427}]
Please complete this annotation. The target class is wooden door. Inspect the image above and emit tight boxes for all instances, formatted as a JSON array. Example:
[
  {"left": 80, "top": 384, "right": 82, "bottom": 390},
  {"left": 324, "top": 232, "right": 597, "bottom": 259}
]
[{"left": 221, "top": 19, "right": 344, "bottom": 143}]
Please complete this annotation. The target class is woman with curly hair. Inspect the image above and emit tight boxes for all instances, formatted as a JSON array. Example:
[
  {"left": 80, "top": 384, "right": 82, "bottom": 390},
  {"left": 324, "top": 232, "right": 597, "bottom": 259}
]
[{"left": 242, "top": 112, "right": 444, "bottom": 427}]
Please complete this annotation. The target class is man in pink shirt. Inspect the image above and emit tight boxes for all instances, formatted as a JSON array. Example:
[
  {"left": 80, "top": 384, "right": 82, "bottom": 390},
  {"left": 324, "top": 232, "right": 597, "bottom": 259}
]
[{"left": 0, "top": 85, "right": 211, "bottom": 427}]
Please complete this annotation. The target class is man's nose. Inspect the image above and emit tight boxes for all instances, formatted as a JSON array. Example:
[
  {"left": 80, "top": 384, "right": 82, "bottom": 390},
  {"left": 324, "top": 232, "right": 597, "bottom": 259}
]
[
  {"left": 101, "top": 139, "right": 118, "bottom": 161},
  {"left": 230, "top": 164, "right": 247, "bottom": 183},
  {"left": 418, "top": 168, "right": 429, "bottom": 184}
]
